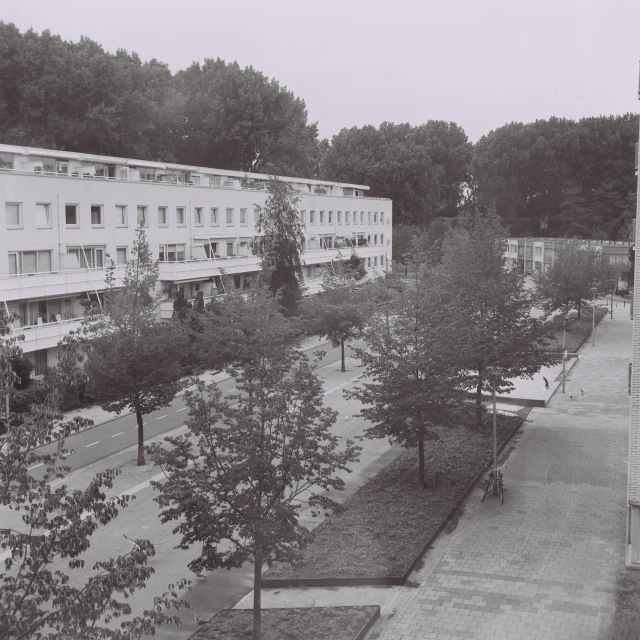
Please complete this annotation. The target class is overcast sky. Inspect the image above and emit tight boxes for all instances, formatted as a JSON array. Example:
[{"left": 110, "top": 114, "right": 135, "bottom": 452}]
[{"left": 1, "top": 0, "right": 639, "bottom": 142}]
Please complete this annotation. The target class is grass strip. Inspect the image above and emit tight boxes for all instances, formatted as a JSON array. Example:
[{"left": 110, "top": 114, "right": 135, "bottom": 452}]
[
  {"left": 269, "top": 413, "right": 521, "bottom": 580},
  {"left": 604, "top": 570, "right": 640, "bottom": 640},
  {"left": 545, "top": 307, "right": 608, "bottom": 353},
  {"left": 190, "top": 606, "right": 378, "bottom": 640}
]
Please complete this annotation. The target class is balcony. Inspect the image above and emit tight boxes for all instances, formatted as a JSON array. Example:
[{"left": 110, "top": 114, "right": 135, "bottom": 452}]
[
  {"left": 303, "top": 244, "right": 381, "bottom": 265},
  {"left": 11, "top": 317, "right": 83, "bottom": 353},
  {"left": 0, "top": 266, "right": 125, "bottom": 303},
  {"left": 157, "top": 255, "right": 261, "bottom": 282}
]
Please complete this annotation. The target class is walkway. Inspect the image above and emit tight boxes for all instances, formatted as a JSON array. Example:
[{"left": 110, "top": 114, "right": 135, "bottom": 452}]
[{"left": 243, "top": 310, "right": 631, "bottom": 640}]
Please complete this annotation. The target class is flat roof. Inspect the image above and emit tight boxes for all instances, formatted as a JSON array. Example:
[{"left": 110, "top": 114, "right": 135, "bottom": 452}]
[{"left": 0, "top": 143, "right": 371, "bottom": 191}]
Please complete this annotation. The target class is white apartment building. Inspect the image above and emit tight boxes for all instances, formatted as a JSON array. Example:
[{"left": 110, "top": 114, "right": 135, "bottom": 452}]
[{"left": 0, "top": 144, "right": 392, "bottom": 375}]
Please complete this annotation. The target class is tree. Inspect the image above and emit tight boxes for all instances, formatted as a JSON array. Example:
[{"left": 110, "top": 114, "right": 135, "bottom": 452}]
[
  {"left": 173, "top": 58, "right": 319, "bottom": 175},
  {"left": 533, "top": 242, "right": 619, "bottom": 318},
  {"left": 348, "top": 239, "right": 466, "bottom": 486},
  {"left": 0, "top": 309, "right": 23, "bottom": 432},
  {"left": 0, "top": 315, "right": 184, "bottom": 640},
  {"left": 82, "top": 227, "right": 187, "bottom": 465},
  {"left": 253, "top": 179, "right": 306, "bottom": 316},
  {"left": 439, "top": 211, "right": 556, "bottom": 428},
  {"left": 300, "top": 257, "right": 368, "bottom": 372},
  {"left": 149, "top": 291, "right": 359, "bottom": 640}
]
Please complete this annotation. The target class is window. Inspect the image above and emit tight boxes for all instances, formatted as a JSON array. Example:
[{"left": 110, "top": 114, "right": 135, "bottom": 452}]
[
  {"left": 6, "top": 203, "right": 21, "bottom": 228},
  {"left": 381, "top": 233, "right": 384, "bottom": 245},
  {"left": 211, "top": 207, "right": 219, "bottom": 226},
  {"left": 194, "top": 207, "right": 203, "bottom": 226},
  {"left": 367, "top": 257, "right": 371, "bottom": 267},
  {"left": 328, "top": 211, "right": 333, "bottom": 224},
  {"left": 320, "top": 211, "right": 325, "bottom": 224},
  {"left": 65, "top": 204, "right": 78, "bottom": 227},
  {"left": 368, "top": 212, "right": 372, "bottom": 224},
  {"left": 381, "top": 212, "right": 385, "bottom": 224},
  {"left": 116, "top": 205, "right": 127, "bottom": 227},
  {"left": 226, "top": 242, "right": 235, "bottom": 256},
  {"left": 90, "top": 205, "right": 103, "bottom": 226},
  {"left": 116, "top": 248, "right": 127, "bottom": 265},
  {"left": 374, "top": 235, "right": 378, "bottom": 245},
  {"left": 360, "top": 211, "right": 364, "bottom": 224},
  {"left": 204, "top": 243, "right": 218, "bottom": 258},
  {"left": 240, "top": 208, "right": 247, "bottom": 226},
  {"left": 337, "top": 211, "right": 342, "bottom": 225},
  {"left": 137, "top": 206, "right": 147, "bottom": 227},
  {"left": 68, "top": 246, "right": 105, "bottom": 269},
  {"left": 226, "top": 208, "right": 234, "bottom": 225},
  {"left": 176, "top": 207, "right": 186, "bottom": 226},
  {"left": 374, "top": 257, "right": 377, "bottom": 266},
  {"left": 367, "top": 235, "right": 371, "bottom": 245},
  {"left": 36, "top": 203, "right": 51, "bottom": 228},
  {"left": 8, "top": 250, "right": 52, "bottom": 275},
  {"left": 535, "top": 246, "right": 542, "bottom": 257},
  {"left": 310, "top": 210, "right": 315, "bottom": 224},
  {"left": 374, "top": 212, "right": 378, "bottom": 224},
  {"left": 158, "top": 244, "right": 186, "bottom": 262},
  {"left": 345, "top": 211, "right": 350, "bottom": 224},
  {"left": 158, "top": 206, "right": 168, "bottom": 226},
  {"left": 300, "top": 210, "right": 306, "bottom": 224}
]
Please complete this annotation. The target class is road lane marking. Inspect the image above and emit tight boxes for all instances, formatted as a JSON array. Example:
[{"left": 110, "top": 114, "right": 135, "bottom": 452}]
[
  {"left": 111, "top": 432, "right": 124, "bottom": 438},
  {"left": 156, "top": 415, "right": 168, "bottom": 420},
  {"left": 323, "top": 374, "right": 362, "bottom": 397},
  {"left": 28, "top": 463, "right": 43, "bottom": 470},
  {"left": 176, "top": 407, "right": 187, "bottom": 412},
  {"left": 227, "top": 388, "right": 236, "bottom": 393},
  {"left": 85, "top": 441, "right": 99, "bottom": 448}
]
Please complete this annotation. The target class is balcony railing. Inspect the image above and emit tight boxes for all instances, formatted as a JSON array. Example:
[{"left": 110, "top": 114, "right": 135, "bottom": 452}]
[
  {"left": 9, "top": 317, "right": 84, "bottom": 353},
  {"left": 157, "top": 255, "right": 260, "bottom": 281}
]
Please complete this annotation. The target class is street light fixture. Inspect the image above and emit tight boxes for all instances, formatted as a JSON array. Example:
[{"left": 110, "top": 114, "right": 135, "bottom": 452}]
[
  {"left": 591, "top": 286, "right": 598, "bottom": 347},
  {"left": 485, "top": 366, "right": 504, "bottom": 472}
]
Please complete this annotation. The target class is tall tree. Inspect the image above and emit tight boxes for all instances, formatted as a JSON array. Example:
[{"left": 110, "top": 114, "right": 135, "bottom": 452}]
[
  {"left": 174, "top": 58, "right": 319, "bottom": 175},
  {"left": 300, "top": 256, "right": 368, "bottom": 372},
  {"left": 533, "top": 242, "right": 619, "bottom": 318},
  {"left": 0, "top": 315, "right": 184, "bottom": 640},
  {"left": 149, "top": 291, "right": 359, "bottom": 640},
  {"left": 253, "top": 179, "right": 306, "bottom": 316},
  {"left": 81, "top": 228, "right": 187, "bottom": 465},
  {"left": 349, "top": 239, "right": 465, "bottom": 486},
  {"left": 439, "top": 211, "right": 556, "bottom": 427}
]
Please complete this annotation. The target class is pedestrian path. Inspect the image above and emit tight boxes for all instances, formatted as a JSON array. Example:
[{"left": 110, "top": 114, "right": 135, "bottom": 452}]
[{"left": 244, "top": 311, "right": 631, "bottom": 640}]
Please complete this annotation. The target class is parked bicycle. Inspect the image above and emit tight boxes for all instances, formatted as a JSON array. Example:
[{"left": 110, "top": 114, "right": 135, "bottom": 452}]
[{"left": 480, "top": 465, "right": 505, "bottom": 503}]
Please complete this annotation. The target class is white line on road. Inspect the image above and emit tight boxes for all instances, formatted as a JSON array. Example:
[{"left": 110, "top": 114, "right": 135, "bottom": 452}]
[
  {"left": 85, "top": 441, "right": 99, "bottom": 448},
  {"left": 156, "top": 415, "right": 168, "bottom": 420},
  {"left": 28, "top": 463, "right": 43, "bottom": 470},
  {"left": 323, "top": 374, "right": 362, "bottom": 396},
  {"left": 176, "top": 407, "right": 187, "bottom": 412},
  {"left": 227, "top": 388, "right": 236, "bottom": 393},
  {"left": 111, "top": 432, "right": 124, "bottom": 438}
]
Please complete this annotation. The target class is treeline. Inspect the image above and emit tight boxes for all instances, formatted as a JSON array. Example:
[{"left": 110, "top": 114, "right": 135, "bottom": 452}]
[{"left": 1, "top": 23, "right": 637, "bottom": 239}]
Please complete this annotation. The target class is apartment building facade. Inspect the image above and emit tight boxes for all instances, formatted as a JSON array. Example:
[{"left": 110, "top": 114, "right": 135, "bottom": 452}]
[{"left": 0, "top": 144, "right": 392, "bottom": 374}]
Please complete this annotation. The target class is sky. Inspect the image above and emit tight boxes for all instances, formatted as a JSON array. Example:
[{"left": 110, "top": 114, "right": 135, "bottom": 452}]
[{"left": 1, "top": 0, "right": 639, "bottom": 142}]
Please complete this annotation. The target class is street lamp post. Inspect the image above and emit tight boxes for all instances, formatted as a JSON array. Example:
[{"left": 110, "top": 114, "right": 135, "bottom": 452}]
[
  {"left": 591, "top": 287, "right": 598, "bottom": 347},
  {"left": 485, "top": 366, "right": 504, "bottom": 471}
]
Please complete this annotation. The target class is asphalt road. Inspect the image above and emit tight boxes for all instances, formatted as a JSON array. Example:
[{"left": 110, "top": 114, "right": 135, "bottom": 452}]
[{"left": 29, "top": 339, "right": 364, "bottom": 479}]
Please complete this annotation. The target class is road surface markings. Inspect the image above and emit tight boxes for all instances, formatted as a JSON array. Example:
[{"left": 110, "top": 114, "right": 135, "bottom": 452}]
[
  {"left": 176, "top": 407, "right": 187, "bottom": 412},
  {"left": 111, "top": 432, "right": 124, "bottom": 438},
  {"left": 85, "top": 441, "right": 99, "bottom": 448},
  {"left": 156, "top": 415, "right": 168, "bottom": 420},
  {"left": 227, "top": 388, "right": 236, "bottom": 393},
  {"left": 323, "top": 374, "right": 362, "bottom": 397},
  {"left": 28, "top": 463, "right": 43, "bottom": 470}
]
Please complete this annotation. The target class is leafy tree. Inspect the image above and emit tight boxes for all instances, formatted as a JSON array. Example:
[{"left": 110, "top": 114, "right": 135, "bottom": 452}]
[
  {"left": 0, "top": 310, "right": 23, "bottom": 432},
  {"left": 300, "top": 257, "right": 368, "bottom": 372},
  {"left": 533, "top": 242, "right": 619, "bottom": 318},
  {"left": 81, "top": 228, "right": 187, "bottom": 465},
  {"left": 149, "top": 291, "right": 359, "bottom": 640},
  {"left": 0, "top": 314, "right": 184, "bottom": 640},
  {"left": 391, "top": 224, "right": 427, "bottom": 265},
  {"left": 348, "top": 239, "right": 466, "bottom": 486},
  {"left": 439, "top": 211, "right": 556, "bottom": 427},
  {"left": 253, "top": 179, "right": 306, "bottom": 316},
  {"left": 174, "top": 58, "right": 319, "bottom": 175}
]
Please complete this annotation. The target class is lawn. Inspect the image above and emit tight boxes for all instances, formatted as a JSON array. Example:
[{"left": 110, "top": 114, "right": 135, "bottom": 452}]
[
  {"left": 545, "top": 307, "right": 607, "bottom": 353},
  {"left": 190, "top": 606, "right": 378, "bottom": 640},
  {"left": 268, "top": 413, "right": 521, "bottom": 580},
  {"left": 604, "top": 570, "right": 640, "bottom": 640}
]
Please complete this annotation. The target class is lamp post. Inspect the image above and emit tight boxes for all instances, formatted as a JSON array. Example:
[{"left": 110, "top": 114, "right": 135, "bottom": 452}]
[
  {"left": 591, "top": 286, "right": 598, "bottom": 347},
  {"left": 485, "top": 366, "right": 504, "bottom": 471}
]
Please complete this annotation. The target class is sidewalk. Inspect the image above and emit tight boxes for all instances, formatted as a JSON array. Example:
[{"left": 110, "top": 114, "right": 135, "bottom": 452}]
[{"left": 241, "top": 309, "right": 631, "bottom": 640}]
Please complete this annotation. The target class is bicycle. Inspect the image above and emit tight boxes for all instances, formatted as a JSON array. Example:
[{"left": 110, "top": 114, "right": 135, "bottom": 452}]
[{"left": 480, "top": 466, "right": 505, "bottom": 504}]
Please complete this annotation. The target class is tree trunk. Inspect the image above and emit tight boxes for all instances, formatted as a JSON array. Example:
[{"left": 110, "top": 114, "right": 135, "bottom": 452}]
[
  {"left": 253, "top": 544, "right": 262, "bottom": 640},
  {"left": 418, "top": 421, "right": 425, "bottom": 487},
  {"left": 475, "top": 374, "right": 483, "bottom": 429},
  {"left": 133, "top": 394, "right": 145, "bottom": 466},
  {"left": 340, "top": 338, "right": 346, "bottom": 373},
  {"left": 577, "top": 300, "right": 581, "bottom": 319}
]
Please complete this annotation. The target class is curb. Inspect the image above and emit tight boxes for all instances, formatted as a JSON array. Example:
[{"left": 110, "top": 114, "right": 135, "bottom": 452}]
[{"left": 263, "top": 415, "right": 527, "bottom": 590}]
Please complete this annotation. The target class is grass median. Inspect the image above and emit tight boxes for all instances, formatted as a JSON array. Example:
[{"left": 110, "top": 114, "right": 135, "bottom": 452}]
[
  {"left": 545, "top": 307, "right": 608, "bottom": 353},
  {"left": 269, "top": 412, "right": 521, "bottom": 581},
  {"left": 190, "top": 606, "right": 378, "bottom": 640}
]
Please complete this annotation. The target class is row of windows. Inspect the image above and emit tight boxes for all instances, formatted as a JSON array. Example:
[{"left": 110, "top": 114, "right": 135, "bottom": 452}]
[
  {"left": 8, "top": 247, "right": 129, "bottom": 275},
  {"left": 301, "top": 210, "right": 386, "bottom": 226},
  {"left": 5, "top": 203, "right": 250, "bottom": 229}
]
